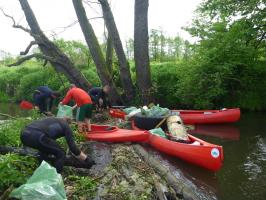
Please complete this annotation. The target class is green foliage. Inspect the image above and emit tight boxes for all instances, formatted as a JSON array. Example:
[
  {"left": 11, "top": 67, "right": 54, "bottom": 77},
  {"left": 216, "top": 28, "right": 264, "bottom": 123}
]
[
  {"left": 151, "top": 62, "right": 180, "bottom": 107},
  {"left": 55, "top": 39, "right": 92, "bottom": 68},
  {"left": 177, "top": 0, "right": 266, "bottom": 110},
  {"left": 0, "top": 118, "right": 34, "bottom": 147},
  {"left": 0, "top": 153, "right": 37, "bottom": 192},
  {"left": 65, "top": 175, "right": 97, "bottom": 199}
]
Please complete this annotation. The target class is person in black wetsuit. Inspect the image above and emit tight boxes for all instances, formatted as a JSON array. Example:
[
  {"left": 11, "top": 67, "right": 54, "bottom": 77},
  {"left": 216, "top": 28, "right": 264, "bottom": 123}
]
[
  {"left": 33, "top": 86, "right": 60, "bottom": 114},
  {"left": 89, "top": 85, "right": 111, "bottom": 111},
  {"left": 20, "top": 117, "right": 94, "bottom": 173}
]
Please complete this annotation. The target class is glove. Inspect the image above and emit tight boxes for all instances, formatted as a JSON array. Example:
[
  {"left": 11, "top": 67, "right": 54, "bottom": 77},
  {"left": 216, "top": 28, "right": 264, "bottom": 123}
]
[{"left": 84, "top": 157, "right": 96, "bottom": 167}]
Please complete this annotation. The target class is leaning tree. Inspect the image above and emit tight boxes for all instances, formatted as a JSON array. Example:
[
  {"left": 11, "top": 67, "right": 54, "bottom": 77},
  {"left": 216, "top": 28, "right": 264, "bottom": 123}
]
[{"left": 1, "top": 0, "right": 91, "bottom": 90}]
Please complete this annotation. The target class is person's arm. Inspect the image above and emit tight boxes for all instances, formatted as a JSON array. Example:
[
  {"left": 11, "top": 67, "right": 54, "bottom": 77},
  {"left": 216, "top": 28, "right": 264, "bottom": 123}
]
[
  {"left": 60, "top": 120, "right": 82, "bottom": 156},
  {"left": 48, "top": 97, "right": 53, "bottom": 111},
  {"left": 72, "top": 104, "right": 78, "bottom": 110},
  {"left": 61, "top": 89, "right": 72, "bottom": 105}
]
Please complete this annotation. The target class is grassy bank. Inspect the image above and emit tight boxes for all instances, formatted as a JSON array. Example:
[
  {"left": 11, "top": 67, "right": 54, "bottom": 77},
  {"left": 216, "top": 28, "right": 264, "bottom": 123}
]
[{"left": 1, "top": 60, "right": 266, "bottom": 111}]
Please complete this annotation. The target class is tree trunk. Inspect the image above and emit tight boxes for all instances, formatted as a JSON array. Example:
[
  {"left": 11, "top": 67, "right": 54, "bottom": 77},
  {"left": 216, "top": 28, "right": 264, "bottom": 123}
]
[
  {"left": 18, "top": 0, "right": 90, "bottom": 90},
  {"left": 99, "top": 0, "right": 135, "bottom": 101},
  {"left": 72, "top": 0, "right": 121, "bottom": 104},
  {"left": 134, "top": 0, "right": 153, "bottom": 104},
  {"left": 105, "top": 34, "right": 113, "bottom": 75}
]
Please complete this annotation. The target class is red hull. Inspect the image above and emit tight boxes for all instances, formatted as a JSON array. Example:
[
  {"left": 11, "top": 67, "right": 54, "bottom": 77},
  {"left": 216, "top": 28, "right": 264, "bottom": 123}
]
[
  {"left": 175, "top": 108, "right": 240, "bottom": 124},
  {"left": 84, "top": 124, "right": 149, "bottom": 142},
  {"left": 132, "top": 122, "right": 223, "bottom": 171},
  {"left": 109, "top": 108, "right": 240, "bottom": 124}
]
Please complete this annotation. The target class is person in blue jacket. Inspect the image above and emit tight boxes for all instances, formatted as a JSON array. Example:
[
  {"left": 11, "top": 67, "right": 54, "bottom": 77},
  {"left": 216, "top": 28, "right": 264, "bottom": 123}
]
[
  {"left": 89, "top": 85, "right": 111, "bottom": 111},
  {"left": 33, "top": 86, "right": 60, "bottom": 114}
]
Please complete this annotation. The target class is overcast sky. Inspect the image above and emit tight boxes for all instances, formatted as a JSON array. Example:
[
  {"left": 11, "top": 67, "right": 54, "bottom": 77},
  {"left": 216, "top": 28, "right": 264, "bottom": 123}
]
[{"left": 0, "top": 0, "right": 202, "bottom": 55}]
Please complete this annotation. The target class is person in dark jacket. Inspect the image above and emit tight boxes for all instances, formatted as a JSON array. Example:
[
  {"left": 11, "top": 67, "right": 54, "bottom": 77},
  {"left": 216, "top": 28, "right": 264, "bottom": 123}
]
[
  {"left": 20, "top": 117, "right": 94, "bottom": 173},
  {"left": 33, "top": 86, "right": 59, "bottom": 114},
  {"left": 89, "top": 85, "right": 111, "bottom": 111}
]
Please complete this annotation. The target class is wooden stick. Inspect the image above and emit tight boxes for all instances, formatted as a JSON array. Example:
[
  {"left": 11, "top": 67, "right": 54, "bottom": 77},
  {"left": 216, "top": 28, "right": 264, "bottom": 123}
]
[{"left": 155, "top": 114, "right": 170, "bottom": 129}]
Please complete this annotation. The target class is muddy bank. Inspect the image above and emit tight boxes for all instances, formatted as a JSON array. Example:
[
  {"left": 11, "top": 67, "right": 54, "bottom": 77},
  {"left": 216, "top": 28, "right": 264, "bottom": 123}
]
[{"left": 64, "top": 140, "right": 201, "bottom": 200}]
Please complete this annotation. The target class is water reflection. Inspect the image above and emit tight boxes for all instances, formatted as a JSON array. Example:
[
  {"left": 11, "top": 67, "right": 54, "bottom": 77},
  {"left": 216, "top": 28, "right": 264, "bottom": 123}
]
[{"left": 189, "top": 124, "right": 240, "bottom": 141}]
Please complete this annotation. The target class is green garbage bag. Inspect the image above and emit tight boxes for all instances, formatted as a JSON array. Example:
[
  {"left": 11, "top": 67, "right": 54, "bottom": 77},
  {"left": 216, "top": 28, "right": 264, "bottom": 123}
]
[
  {"left": 123, "top": 106, "right": 138, "bottom": 114},
  {"left": 142, "top": 105, "right": 170, "bottom": 117},
  {"left": 57, "top": 104, "right": 73, "bottom": 119},
  {"left": 10, "top": 161, "right": 67, "bottom": 200},
  {"left": 149, "top": 128, "right": 167, "bottom": 138}
]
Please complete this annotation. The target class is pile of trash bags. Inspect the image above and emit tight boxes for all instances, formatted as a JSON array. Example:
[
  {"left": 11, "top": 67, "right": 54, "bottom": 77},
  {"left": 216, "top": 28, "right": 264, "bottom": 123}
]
[{"left": 123, "top": 105, "right": 170, "bottom": 119}]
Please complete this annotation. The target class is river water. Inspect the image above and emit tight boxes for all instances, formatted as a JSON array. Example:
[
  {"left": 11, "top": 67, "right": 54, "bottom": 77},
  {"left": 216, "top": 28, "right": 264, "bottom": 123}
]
[{"left": 0, "top": 103, "right": 265, "bottom": 200}]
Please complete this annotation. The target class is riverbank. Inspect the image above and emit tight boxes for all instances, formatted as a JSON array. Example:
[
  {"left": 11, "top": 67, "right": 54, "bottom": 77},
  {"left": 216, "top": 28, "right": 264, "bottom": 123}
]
[{"left": 0, "top": 112, "right": 201, "bottom": 200}]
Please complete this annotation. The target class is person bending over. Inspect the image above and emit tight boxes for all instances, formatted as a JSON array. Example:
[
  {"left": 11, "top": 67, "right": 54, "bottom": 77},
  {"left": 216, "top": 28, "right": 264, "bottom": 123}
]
[
  {"left": 20, "top": 117, "right": 94, "bottom": 173},
  {"left": 89, "top": 85, "right": 111, "bottom": 111},
  {"left": 33, "top": 86, "right": 60, "bottom": 114},
  {"left": 61, "top": 84, "right": 93, "bottom": 132}
]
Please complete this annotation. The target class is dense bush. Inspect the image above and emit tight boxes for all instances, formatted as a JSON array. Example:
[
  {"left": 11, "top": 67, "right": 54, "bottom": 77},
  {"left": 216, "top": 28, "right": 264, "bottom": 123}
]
[
  {"left": 0, "top": 153, "right": 37, "bottom": 192},
  {"left": 0, "top": 60, "right": 101, "bottom": 102}
]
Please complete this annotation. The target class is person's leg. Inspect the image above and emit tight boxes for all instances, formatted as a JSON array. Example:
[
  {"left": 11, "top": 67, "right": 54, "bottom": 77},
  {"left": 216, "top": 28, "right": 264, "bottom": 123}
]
[
  {"left": 84, "top": 104, "right": 93, "bottom": 131},
  {"left": 21, "top": 129, "right": 55, "bottom": 163},
  {"left": 38, "top": 135, "right": 66, "bottom": 173},
  {"left": 84, "top": 118, "right": 91, "bottom": 131},
  {"left": 76, "top": 106, "right": 85, "bottom": 133},
  {"left": 38, "top": 100, "right": 46, "bottom": 114},
  {"left": 77, "top": 104, "right": 91, "bottom": 132}
]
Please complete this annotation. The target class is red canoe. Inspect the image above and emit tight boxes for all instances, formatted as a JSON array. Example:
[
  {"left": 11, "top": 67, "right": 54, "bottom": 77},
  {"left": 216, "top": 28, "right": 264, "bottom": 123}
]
[
  {"left": 83, "top": 124, "right": 149, "bottom": 142},
  {"left": 132, "top": 121, "right": 224, "bottom": 171},
  {"left": 109, "top": 108, "right": 240, "bottom": 124},
  {"left": 173, "top": 108, "right": 240, "bottom": 124}
]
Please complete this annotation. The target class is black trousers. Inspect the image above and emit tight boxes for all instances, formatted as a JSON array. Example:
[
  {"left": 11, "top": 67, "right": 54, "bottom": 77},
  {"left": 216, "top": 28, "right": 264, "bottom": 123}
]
[{"left": 21, "top": 128, "right": 66, "bottom": 173}]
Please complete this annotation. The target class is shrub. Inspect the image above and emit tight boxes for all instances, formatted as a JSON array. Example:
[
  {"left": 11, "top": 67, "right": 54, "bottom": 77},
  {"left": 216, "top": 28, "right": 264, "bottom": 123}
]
[{"left": 0, "top": 153, "right": 37, "bottom": 192}]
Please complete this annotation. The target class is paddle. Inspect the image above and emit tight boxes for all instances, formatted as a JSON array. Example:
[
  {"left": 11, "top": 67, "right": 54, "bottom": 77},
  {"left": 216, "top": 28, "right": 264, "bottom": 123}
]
[
  {"left": 154, "top": 114, "right": 170, "bottom": 128},
  {"left": 19, "top": 100, "right": 34, "bottom": 110}
]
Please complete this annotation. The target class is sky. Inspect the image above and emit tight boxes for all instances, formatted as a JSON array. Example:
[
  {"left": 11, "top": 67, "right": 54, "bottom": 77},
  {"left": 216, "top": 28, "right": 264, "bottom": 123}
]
[{"left": 0, "top": 0, "right": 202, "bottom": 56}]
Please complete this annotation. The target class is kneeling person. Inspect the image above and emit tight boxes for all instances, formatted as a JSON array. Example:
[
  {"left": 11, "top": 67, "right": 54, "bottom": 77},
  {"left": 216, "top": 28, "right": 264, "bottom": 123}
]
[{"left": 20, "top": 117, "right": 94, "bottom": 173}]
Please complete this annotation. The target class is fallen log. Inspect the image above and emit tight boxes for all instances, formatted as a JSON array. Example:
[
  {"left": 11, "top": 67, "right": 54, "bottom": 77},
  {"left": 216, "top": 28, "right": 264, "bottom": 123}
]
[
  {"left": 0, "top": 145, "right": 92, "bottom": 169},
  {"left": 133, "top": 144, "right": 199, "bottom": 200}
]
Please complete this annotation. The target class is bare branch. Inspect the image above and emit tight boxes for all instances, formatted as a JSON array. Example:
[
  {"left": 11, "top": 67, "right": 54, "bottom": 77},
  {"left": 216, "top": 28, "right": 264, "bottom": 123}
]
[
  {"left": 13, "top": 24, "right": 31, "bottom": 33},
  {"left": 83, "top": 0, "right": 100, "bottom": 5},
  {"left": 20, "top": 41, "right": 38, "bottom": 55},
  {"left": 45, "top": 17, "right": 103, "bottom": 38},
  {"left": 8, "top": 53, "right": 55, "bottom": 67},
  {"left": 0, "top": 7, "right": 15, "bottom": 25},
  {"left": 0, "top": 7, "right": 31, "bottom": 34}
]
